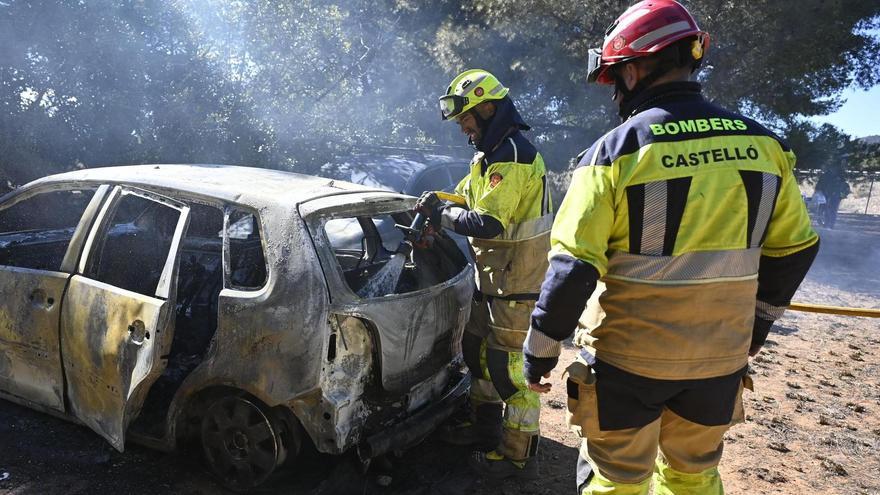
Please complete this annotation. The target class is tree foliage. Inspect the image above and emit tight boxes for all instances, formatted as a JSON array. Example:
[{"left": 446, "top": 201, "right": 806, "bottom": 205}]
[{"left": 1, "top": 0, "right": 878, "bottom": 194}]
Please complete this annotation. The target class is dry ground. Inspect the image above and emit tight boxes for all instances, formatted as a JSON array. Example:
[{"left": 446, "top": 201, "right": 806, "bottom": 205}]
[{"left": 1, "top": 226, "right": 878, "bottom": 495}]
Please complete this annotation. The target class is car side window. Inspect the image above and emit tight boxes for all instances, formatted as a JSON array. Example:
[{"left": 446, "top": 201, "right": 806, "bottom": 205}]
[
  {"left": 85, "top": 193, "right": 181, "bottom": 297},
  {"left": 226, "top": 208, "right": 267, "bottom": 290},
  {"left": 0, "top": 188, "right": 96, "bottom": 271}
]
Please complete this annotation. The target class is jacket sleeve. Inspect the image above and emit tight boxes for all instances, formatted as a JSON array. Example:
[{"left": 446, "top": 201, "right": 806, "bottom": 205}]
[
  {"left": 524, "top": 154, "right": 616, "bottom": 358},
  {"left": 752, "top": 149, "right": 820, "bottom": 348},
  {"left": 440, "top": 206, "right": 504, "bottom": 238}
]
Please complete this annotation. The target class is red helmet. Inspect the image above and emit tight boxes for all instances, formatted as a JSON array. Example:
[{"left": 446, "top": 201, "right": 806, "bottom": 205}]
[{"left": 587, "top": 0, "right": 709, "bottom": 85}]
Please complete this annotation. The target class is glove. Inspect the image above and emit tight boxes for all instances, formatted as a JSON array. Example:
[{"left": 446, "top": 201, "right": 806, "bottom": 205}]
[
  {"left": 750, "top": 316, "right": 773, "bottom": 357},
  {"left": 415, "top": 191, "right": 441, "bottom": 214},
  {"left": 523, "top": 353, "right": 558, "bottom": 384},
  {"left": 415, "top": 191, "right": 445, "bottom": 227}
]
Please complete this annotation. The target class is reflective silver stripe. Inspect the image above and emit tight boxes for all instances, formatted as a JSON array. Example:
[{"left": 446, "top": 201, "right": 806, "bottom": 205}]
[
  {"left": 523, "top": 327, "right": 562, "bottom": 358},
  {"left": 464, "top": 74, "right": 487, "bottom": 95},
  {"left": 642, "top": 181, "right": 667, "bottom": 255},
  {"left": 751, "top": 173, "right": 779, "bottom": 248},
  {"left": 508, "top": 137, "right": 518, "bottom": 163},
  {"left": 606, "top": 248, "right": 762, "bottom": 281},
  {"left": 494, "top": 213, "right": 553, "bottom": 242},
  {"left": 630, "top": 20, "right": 693, "bottom": 50},
  {"left": 488, "top": 82, "right": 505, "bottom": 95},
  {"left": 756, "top": 299, "right": 786, "bottom": 321}
]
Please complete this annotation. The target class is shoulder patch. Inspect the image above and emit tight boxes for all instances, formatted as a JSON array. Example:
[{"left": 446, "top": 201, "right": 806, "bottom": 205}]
[{"left": 489, "top": 173, "right": 503, "bottom": 188}]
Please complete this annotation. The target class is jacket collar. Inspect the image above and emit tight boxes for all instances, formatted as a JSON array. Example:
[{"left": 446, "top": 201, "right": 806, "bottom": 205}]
[
  {"left": 476, "top": 97, "right": 531, "bottom": 153},
  {"left": 620, "top": 81, "right": 703, "bottom": 121}
]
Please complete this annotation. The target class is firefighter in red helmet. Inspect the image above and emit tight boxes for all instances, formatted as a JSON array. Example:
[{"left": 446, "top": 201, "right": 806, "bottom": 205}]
[{"left": 522, "top": 1, "right": 819, "bottom": 493}]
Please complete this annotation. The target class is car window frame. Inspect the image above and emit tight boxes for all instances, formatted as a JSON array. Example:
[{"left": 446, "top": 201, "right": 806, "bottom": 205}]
[
  {"left": 222, "top": 205, "right": 270, "bottom": 292},
  {"left": 78, "top": 185, "right": 190, "bottom": 300},
  {"left": 0, "top": 183, "right": 110, "bottom": 274},
  {"left": 302, "top": 195, "right": 423, "bottom": 303}
]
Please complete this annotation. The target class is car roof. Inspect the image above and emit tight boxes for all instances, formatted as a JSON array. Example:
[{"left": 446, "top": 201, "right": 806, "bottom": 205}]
[{"left": 20, "top": 164, "right": 382, "bottom": 208}]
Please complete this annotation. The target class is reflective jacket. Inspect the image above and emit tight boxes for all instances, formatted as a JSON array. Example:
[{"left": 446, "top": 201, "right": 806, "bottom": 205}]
[
  {"left": 453, "top": 98, "right": 553, "bottom": 300},
  {"left": 529, "top": 82, "right": 818, "bottom": 380}
]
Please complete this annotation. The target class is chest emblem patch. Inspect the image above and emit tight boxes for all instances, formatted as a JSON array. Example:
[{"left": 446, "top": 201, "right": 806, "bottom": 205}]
[{"left": 489, "top": 173, "right": 503, "bottom": 188}]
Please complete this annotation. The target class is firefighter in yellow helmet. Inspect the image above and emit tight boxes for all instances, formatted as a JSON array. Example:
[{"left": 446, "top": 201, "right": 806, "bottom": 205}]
[
  {"left": 416, "top": 69, "right": 553, "bottom": 479},
  {"left": 521, "top": 1, "right": 819, "bottom": 494}
]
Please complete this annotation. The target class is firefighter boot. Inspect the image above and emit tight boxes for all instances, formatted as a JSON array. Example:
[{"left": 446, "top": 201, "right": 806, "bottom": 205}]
[
  {"left": 468, "top": 450, "right": 540, "bottom": 481},
  {"left": 440, "top": 403, "right": 503, "bottom": 451}
]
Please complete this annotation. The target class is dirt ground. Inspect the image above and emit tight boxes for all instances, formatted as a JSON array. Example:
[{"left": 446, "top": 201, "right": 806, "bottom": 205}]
[{"left": 1, "top": 225, "right": 878, "bottom": 495}]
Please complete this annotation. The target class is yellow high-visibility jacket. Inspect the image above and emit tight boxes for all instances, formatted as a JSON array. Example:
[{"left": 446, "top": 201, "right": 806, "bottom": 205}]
[
  {"left": 454, "top": 135, "right": 553, "bottom": 300},
  {"left": 528, "top": 82, "right": 818, "bottom": 380}
]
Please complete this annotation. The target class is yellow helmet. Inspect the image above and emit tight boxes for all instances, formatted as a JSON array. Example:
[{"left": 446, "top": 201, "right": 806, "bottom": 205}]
[{"left": 439, "top": 69, "right": 509, "bottom": 121}]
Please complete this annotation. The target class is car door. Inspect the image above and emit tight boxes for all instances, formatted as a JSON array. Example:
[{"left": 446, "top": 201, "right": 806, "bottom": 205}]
[
  {"left": 0, "top": 185, "right": 108, "bottom": 411},
  {"left": 60, "top": 185, "right": 189, "bottom": 451}
]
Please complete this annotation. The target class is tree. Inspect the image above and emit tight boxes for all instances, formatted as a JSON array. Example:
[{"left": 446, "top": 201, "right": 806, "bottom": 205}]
[
  {"left": 1, "top": 0, "right": 878, "bottom": 194},
  {"left": 415, "top": 0, "right": 880, "bottom": 173}
]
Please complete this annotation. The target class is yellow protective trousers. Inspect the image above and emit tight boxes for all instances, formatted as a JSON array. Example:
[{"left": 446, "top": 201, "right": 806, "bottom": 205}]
[
  {"left": 566, "top": 356, "right": 747, "bottom": 495},
  {"left": 462, "top": 297, "right": 541, "bottom": 461},
  {"left": 580, "top": 456, "right": 723, "bottom": 495}
]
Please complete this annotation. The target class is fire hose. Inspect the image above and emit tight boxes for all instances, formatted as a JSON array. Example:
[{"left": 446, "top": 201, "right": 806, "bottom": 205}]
[
  {"left": 435, "top": 191, "right": 468, "bottom": 206},
  {"left": 788, "top": 302, "right": 880, "bottom": 318}
]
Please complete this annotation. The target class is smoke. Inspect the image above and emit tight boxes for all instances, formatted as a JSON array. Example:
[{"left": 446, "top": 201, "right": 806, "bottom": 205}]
[
  {"left": 0, "top": 0, "right": 463, "bottom": 188},
  {"left": 163, "top": 0, "right": 461, "bottom": 171},
  {"left": 800, "top": 227, "right": 880, "bottom": 308}
]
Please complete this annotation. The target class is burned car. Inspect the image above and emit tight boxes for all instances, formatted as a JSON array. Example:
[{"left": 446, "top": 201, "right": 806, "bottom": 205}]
[{"left": 0, "top": 164, "right": 472, "bottom": 490}]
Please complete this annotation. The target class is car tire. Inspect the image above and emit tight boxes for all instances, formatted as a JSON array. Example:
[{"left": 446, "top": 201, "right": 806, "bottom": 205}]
[{"left": 199, "top": 394, "right": 291, "bottom": 492}]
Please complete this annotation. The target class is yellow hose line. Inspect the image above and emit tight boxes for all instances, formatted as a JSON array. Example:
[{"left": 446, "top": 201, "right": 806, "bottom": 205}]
[
  {"left": 789, "top": 302, "right": 880, "bottom": 318},
  {"left": 435, "top": 191, "right": 468, "bottom": 206}
]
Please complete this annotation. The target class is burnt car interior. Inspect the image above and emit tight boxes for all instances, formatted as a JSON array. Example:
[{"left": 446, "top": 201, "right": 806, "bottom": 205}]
[
  {"left": 323, "top": 210, "right": 467, "bottom": 297},
  {"left": 132, "top": 202, "right": 267, "bottom": 437},
  {"left": 0, "top": 188, "right": 97, "bottom": 271},
  {"left": 84, "top": 192, "right": 182, "bottom": 296}
]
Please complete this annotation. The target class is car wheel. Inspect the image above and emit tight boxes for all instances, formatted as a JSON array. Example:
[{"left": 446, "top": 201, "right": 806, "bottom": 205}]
[{"left": 200, "top": 395, "right": 285, "bottom": 491}]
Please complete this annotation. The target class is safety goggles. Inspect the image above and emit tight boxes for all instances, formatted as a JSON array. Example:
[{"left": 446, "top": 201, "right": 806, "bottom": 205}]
[
  {"left": 586, "top": 48, "right": 604, "bottom": 84},
  {"left": 439, "top": 94, "right": 468, "bottom": 120}
]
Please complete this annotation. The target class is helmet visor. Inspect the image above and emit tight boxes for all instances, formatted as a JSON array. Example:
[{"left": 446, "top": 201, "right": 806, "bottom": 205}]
[
  {"left": 586, "top": 48, "right": 604, "bottom": 83},
  {"left": 439, "top": 94, "right": 468, "bottom": 120}
]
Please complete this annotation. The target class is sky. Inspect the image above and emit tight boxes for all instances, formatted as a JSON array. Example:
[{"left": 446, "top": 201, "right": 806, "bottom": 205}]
[{"left": 811, "top": 85, "right": 880, "bottom": 139}]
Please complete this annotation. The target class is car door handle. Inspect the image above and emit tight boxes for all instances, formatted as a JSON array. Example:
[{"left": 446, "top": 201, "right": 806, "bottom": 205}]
[
  {"left": 28, "top": 289, "right": 55, "bottom": 309},
  {"left": 127, "top": 320, "right": 150, "bottom": 345}
]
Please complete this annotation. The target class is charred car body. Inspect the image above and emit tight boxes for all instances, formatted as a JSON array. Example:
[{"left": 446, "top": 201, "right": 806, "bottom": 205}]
[{"left": 0, "top": 164, "right": 472, "bottom": 490}]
